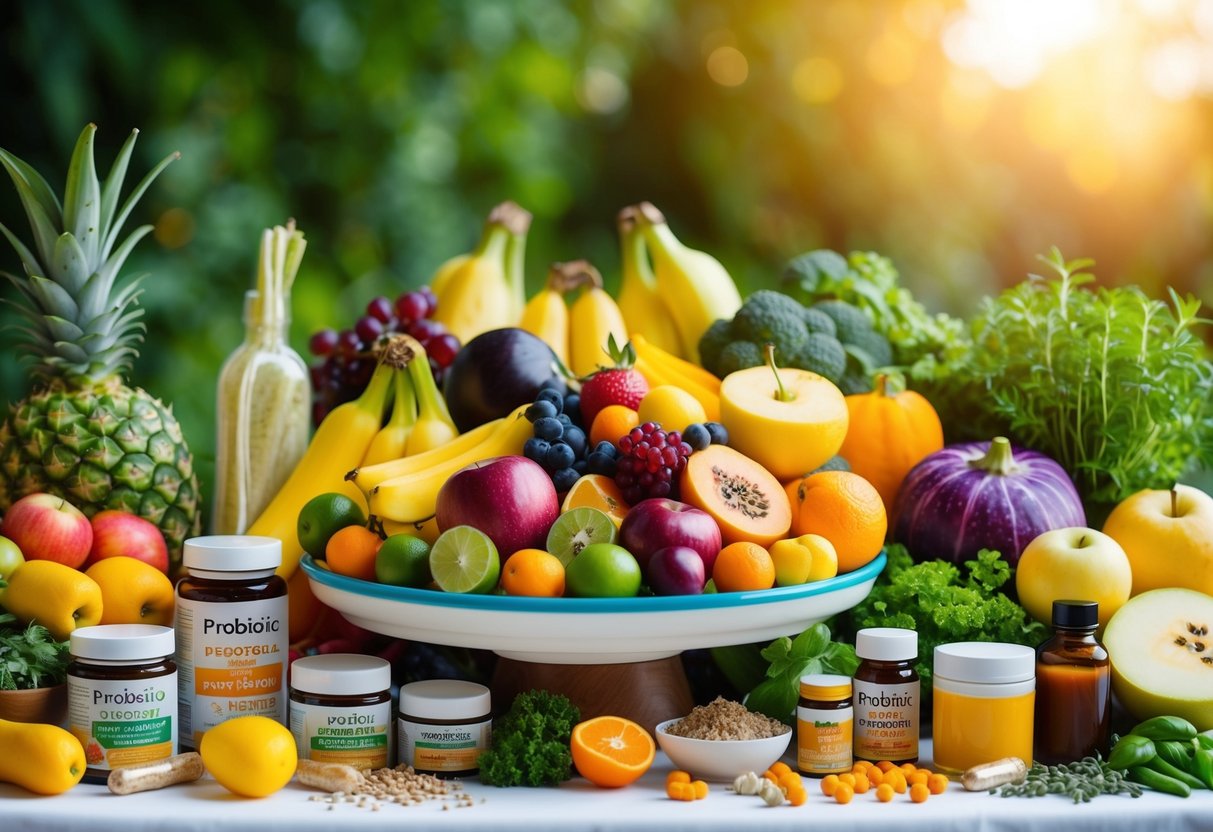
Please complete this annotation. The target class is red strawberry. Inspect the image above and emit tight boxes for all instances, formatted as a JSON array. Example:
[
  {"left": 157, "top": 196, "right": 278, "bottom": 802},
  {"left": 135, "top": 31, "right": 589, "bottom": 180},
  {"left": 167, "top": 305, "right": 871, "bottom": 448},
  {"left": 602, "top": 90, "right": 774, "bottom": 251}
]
[{"left": 579, "top": 335, "right": 649, "bottom": 426}]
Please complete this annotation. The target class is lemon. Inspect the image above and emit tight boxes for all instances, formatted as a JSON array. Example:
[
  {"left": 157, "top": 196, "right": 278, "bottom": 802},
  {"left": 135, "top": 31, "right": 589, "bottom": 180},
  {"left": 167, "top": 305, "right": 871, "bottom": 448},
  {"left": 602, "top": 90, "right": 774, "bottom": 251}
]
[
  {"left": 637, "top": 385, "right": 707, "bottom": 433},
  {"left": 200, "top": 715, "right": 297, "bottom": 797}
]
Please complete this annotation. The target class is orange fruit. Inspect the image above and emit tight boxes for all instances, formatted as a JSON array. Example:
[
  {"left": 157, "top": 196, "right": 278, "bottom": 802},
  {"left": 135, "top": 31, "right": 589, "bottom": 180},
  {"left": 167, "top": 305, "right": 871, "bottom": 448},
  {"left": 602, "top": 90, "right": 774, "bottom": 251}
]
[
  {"left": 325, "top": 525, "right": 383, "bottom": 581},
  {"left": 711, "top": 541, "right": 775, "bottom": 592},
  {"left": 500, "top": 548, "right": 566, "bottom": 597},
  {"left": 790, "top": 471, "right": 887, "bottom": 573},
  {"left": 570, "top": 715, "right": 655, "bottom": 788},
  {"left": 590, "top": 405, "right": 640, "bottom": 449},
  {"left": 561, "top": 474, "right": 630, "bottom": 526}
]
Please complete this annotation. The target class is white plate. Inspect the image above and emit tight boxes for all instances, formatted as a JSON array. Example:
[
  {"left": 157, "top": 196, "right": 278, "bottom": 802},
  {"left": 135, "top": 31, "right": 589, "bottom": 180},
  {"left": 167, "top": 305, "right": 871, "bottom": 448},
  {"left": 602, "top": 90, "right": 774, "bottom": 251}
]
[{"left": 302, "top": 552, "right": 885, "bottom": 664}]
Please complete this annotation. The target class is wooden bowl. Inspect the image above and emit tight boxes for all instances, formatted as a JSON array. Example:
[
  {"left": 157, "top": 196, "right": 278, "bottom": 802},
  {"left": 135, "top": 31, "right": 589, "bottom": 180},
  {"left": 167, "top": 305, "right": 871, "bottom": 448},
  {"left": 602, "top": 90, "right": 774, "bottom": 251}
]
[{"left": 0, "top": 683, "right": 68, "bottom": 725}]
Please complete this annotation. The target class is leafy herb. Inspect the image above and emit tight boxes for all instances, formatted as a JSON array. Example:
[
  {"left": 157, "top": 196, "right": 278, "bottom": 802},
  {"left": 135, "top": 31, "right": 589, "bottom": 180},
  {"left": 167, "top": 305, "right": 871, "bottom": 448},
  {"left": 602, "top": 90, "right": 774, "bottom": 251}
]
[
  {"left": 742, "top": 623, "right": 859, "bottom": 724},
  {"left": 477, "top": 689, "right": 580, "bottom": 787},
  {"left": 0, "top": 613, "right": 69, "bottom": 690},
  {"left": 838, "top": 545, "right": 1046, "bottom": 709},
  {"left": 947, "top": 249, "right": 1213, "bottom": 505}
]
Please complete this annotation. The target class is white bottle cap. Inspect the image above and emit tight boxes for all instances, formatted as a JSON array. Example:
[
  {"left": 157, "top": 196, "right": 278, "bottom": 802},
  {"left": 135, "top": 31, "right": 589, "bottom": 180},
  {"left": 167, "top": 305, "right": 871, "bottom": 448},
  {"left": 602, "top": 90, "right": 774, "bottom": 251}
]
[
  {"left": 70, "top": 624, "right": 175, "bottom": 662},
  {"left": 183, "top": 535, "right": 282, "bottom": 573},
  {"left": 934, "top": 642, "right": 1035, "bottom": 685},
  {"left": 291, "top": 654, "right": 391, "bottom": 696},
  {"left": 855, "top": 627, "right": 918, "bottom": 662},
  {"left": 399, "top": 680, "right": 491, "bottom": 721}
]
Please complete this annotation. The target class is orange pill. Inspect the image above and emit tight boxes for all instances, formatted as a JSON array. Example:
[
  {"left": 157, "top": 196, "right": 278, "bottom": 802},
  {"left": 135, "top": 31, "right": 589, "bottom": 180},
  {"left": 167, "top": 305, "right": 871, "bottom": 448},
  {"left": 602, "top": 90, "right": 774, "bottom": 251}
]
[
  {"left": 853, "top": 772, "right": 871, "bottom": 794},
  {"left": 927, "top": 773, "right": 949, "bottom": 795},
  {"left": 908, "top": 770, "right": 930, "bottom": 787},
  {"left": 667, "top": 781, "right": 694, "bottom": 801},
  {"left": 787, "top": 786, "right": 808, "bottom": 806},
  {"left": 821, "top": 774, "right": 840, "bottom": 797},
  {"left": 885, "top": 771, "right": 908, "bottom": 794},
  {"left": 910, "top": 782, "right": 930, "bottom": 803},
  {"left": 691, "top": 780, "right": 709, "bottom": 800},
  {"left": 839, "top": 772, "right": 856, "bottom": 787},
  {"left": 852, "top": 761, "right": 872, "bottom": 775},
  {"left": 834, "top": 783, "right": 855, "bottom": 805},
  {"left": 900, "top": 763, "right": 918, "bottom": 776},
  {"left": 778, "top": 771, "right": 801, "bottom": 793},
  {"left": 866, "top": 766, "right": 885, "bottom": 786},
  {"left": 667, "top": 770, "right": 691, "bottom": 786},
  {"left": 769, "top": 761, "right": 792, "bottom": 777},
  {"left": 876, "top": 760, "right": 896, "bottom": 773},
  {"left": 875, "top": 783, "right": 895, "bottom": 802}
]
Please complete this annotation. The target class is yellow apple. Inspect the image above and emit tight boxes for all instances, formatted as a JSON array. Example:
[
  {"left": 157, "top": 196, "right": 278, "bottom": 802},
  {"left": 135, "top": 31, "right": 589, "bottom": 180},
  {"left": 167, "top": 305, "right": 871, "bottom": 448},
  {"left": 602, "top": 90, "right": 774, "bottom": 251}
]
[
  {"left": 1016, "top": 527, "right": 1133, "bottom": 630},
  {"left": 719, "top": 352, "right": 848, "bottom": 482},
  {"left": 1102, "top": 484, "right": 1213, "bottom": 596},
  {"left": 1, "top": 560, "right": 102, "bottom": 641},
  {"left": 86, "top": 556, "right": 175, "bottom": 626}
]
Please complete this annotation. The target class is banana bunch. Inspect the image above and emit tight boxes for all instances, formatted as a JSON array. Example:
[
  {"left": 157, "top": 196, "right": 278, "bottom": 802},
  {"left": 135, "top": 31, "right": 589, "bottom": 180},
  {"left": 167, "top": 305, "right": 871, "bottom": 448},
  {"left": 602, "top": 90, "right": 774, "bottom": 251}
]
[
  {"left": 348, "top": 405, "right": 534, "bottom": 525},
  {"left": 616, "top": 206, "right": 686, "bottom": 358},
  {"left": 520, "top": 260, "right": 629, "bottom": 378},
  {"left": 630, "top": 202, "right": 742, "bottom": 365},
  {"left": 631, "top": 333, "right": 722, "bottom": 422},
  {"left": 431, "top": 201, "right": 532, "bottom": 343}
]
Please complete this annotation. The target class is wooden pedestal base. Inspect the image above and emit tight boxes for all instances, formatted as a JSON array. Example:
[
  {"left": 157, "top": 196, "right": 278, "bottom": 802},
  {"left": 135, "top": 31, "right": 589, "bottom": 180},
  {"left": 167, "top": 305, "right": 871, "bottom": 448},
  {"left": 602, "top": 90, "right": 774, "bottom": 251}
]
[{"left": 491, "top": 655, "right": 693, "bottom": 734}]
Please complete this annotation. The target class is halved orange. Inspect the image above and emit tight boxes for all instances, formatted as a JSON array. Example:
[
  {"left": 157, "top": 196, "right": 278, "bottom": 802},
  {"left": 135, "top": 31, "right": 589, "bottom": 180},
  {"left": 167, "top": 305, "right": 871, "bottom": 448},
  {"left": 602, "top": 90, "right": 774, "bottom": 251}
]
[
  {"left": 570, "top": 715, "right": 655, "bottom": 788},
  {"left": 560, "top": 474, "right": 629, "bottom": 527}
]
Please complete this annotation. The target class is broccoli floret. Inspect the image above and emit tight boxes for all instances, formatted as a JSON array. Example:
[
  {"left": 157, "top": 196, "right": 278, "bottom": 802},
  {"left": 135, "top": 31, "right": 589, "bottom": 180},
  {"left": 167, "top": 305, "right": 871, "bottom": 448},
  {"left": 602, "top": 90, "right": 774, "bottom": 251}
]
[
  {"left": 782, "top": 249, "right": 850, "bottom": 295},
  {"left": 801, "top": 307, "right": 837, "bottom": 338},
  {"left": 698, "top": 318, "right": 734, "bottom": 378},
  {"left": 731, "top": 291, "right": 809, "bottom": 357},
  {"left": 845, "top": 328, "right": 893, "bottom": 369},
  {"left": 717, "top": 341, "right": 765, "bottom": 375},
  {"left": 813, "top": 300, "right": 873, "bottom": 344},
  {"left": 787, "top": 332, "right": 847, "bottom": 382},
  {"left": 478, "top": 690, "right": 580, "bottom": 787}
]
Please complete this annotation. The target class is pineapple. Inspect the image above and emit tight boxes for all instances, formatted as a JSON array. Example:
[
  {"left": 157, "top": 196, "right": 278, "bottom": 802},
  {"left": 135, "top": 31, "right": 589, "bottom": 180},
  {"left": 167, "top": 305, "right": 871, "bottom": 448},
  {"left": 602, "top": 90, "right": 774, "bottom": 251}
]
[{"left": 0, "top": 124, "right": 201, "bottom": 569}]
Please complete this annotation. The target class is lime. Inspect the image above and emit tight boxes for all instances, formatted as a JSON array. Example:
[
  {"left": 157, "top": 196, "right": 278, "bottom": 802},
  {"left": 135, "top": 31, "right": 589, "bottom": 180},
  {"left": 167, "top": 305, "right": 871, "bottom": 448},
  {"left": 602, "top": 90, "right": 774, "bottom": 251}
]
[
  {"left": 545, "top": 507, "right": 618, "bottom": 567},
  {"left": 564, "top": 542, "right": 641, "bottom": 598},
  {"left": 297, "top": 492, "right": 367, "bottom": 558},
  {"left": 375, "top": 534, "right": 433, "bottom": 587},
  {"left": 429, "top": 526, "right": 501, "bottom": 594}
]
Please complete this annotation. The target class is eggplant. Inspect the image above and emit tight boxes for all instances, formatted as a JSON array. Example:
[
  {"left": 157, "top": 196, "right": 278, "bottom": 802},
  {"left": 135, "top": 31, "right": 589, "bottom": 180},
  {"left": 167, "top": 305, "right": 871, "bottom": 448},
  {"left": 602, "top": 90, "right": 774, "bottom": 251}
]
[
  {"left": 442, "top": 327, "right": 563, "bottom": 431},
  {"left": 891, "top": 436, "right": 1085, "bottom": 568}
]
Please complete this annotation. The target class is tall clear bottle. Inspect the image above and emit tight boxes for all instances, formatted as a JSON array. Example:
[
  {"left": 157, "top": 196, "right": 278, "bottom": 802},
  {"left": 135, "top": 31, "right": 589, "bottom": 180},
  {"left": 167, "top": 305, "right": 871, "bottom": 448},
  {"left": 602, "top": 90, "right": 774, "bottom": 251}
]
[{"left": 213, "top": 222, "right": 310, "bottom": 534}]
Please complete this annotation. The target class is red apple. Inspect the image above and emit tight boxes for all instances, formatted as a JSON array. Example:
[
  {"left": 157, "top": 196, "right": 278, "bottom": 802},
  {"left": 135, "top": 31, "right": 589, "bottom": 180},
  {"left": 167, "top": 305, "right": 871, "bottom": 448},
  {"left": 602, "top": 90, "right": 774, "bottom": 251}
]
[
  {"left": 436, "top": 455, "right": 559, "bottom": 557},
  {"left": 619, "top": 498, "right": 723, "bottom": 576},
  {"left": 1, "top": 493, "right": 93, "bottom": 568},
  {"left": 85, "top": 510, "right": 170, "bottom": 574},
  {"left": 646, "top": 546, "right": 706, "bottom": 596}
]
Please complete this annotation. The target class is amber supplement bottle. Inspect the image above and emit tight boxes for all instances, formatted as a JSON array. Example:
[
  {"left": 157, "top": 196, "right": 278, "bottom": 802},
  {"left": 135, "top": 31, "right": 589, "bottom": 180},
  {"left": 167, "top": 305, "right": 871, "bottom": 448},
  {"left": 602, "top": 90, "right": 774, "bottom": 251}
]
[
  {"left": 852, "top": 628, "right": 919, "bottom": 764},
  {"left": 1034, "top": 599, "right": 1110, "bottom": 765}
]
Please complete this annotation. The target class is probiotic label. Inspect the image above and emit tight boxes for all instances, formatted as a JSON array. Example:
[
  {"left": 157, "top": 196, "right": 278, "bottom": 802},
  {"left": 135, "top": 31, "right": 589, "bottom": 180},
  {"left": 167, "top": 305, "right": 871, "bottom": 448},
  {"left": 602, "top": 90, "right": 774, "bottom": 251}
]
[
  {"left": 291, "top": 702, "right": 391, "bottom": 770},
  {"left": 852, "top": 679, "right": 920, "bottom": 762},
  {"left": 69, "top": 675, "right": 176, "bottom": 772},
  {"left": 175, "top": 595, "right": 288, "bottom": 748}
]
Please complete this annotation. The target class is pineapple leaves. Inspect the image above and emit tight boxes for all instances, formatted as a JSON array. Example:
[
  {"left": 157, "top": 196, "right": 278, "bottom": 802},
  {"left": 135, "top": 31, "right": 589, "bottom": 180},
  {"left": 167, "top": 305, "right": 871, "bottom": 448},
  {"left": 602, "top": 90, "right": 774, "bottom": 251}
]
[
  {"left": 62, "top": 124, "right": 101, "bottom": 266},
  {"left": 91, "top": 225, "right": 154, "bottom": 316},
  {"left": 0, "top": 146, "right": 63, "bottom": 227},
  {"left": 27, "top": 276, "right": 79, "bottom": 321},
  {"left": 99, "top": 129, "right": 139, "bottom": 243},
  {"left": 0, "top": 153, "right": 61, "bottom": 270},
  {"left": 51, "top": 233, "right": 90, "bottom": 294},
  {"left": 0, "top": 219, "right": 45, "bottom": 280},
  {"left": 101, "top": 150, "right": 179, "bottom": 262}
]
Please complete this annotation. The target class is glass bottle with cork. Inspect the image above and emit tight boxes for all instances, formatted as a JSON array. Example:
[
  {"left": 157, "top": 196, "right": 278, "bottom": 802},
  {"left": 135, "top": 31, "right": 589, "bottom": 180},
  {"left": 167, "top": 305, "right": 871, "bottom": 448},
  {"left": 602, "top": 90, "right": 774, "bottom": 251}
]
[
  {"left": 852, "top": 627, "right": 919, "bottom": 765},
  {"left": 1034, "top": 599, "right": 1110, "bottom": 765}
]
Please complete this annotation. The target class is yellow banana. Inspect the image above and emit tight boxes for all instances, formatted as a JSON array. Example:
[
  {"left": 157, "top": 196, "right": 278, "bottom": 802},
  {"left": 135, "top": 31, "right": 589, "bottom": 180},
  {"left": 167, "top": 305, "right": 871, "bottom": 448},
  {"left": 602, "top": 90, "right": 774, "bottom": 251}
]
[
  {"left": 369, "top": 409, "right": 534, "bottom": 523},
  {"left": 616, "top": 207, "right": 685, "bottom": 358},
  {"left": 635, "top": 355, "right": 721, "bottom": 422},
  {"left": 347, "top": 413, "right": 507, "bottom": 496},
  {"left": 248, "top": 359, "right": 394, "bottom": 580},
  {"left": 632, "top": 333, "right": 721, "bottom": 394},
  {"left": 431, "top": 201, "right": 531, "bottom": 343},
  {"left": 380, "top": 516, "right": 440, "bottom": 544},
  {"left": 427, "top": 253, "right": 469, "bottom": 298},
  {"left": 633, "top": 202, "right": 742, "bottom": 365},
  {"left": 519, "top": 265, "right": 571, "bottom": 366},
  {"left": 361, "top": 363, "right": 416, "bottom": 466},
  {"left": 404, "top": 336, "right": 459, "bottom": 455},
  {"left": 566, "top": 260, "right": 628, "bottom": 378}
]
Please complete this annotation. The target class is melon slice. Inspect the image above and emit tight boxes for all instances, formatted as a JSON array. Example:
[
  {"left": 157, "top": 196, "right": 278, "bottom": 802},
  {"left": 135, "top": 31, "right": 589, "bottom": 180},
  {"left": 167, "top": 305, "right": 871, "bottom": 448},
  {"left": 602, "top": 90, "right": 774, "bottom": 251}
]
[
  {"left": 680, "top": 445, "right": 791, "bottom": 547},
  {"left": 1104, "top": 587, "right": 1213, "bottom": 730}
]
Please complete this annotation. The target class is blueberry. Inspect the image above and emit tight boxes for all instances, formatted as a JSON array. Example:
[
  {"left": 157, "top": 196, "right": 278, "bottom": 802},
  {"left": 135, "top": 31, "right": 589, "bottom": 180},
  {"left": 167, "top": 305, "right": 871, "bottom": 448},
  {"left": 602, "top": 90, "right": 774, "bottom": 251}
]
[
  {"left": 525, "top": 400, "right": 558, "bottom": 423},
  {"left": 683, "top": 423, "right": 711, "bottom": 451},
  {"left": 704, "top": 421, "right": 730, "bottom": 445},
  {"left": 534, "top": 387, "right": 564, "bottom": 413},
  {"left": 556, "top": 413, "right": 574, "bottom": 429},
  {"left": 563, "top": 426, "right": 587, "bottom": 458},
  {"left": 585, "top": 452, "right": 617, "bottom": 477},
  {"left": 563, "top": 393, "right": 581, "bottom": 421},
  {"left": 545, "top": 441, "right": 576, "bottom": 471},
  {"left": 533, "top": 416, "right": 564, "bottom": 442},
  {"left": 538, "top": 378, "right": 568, "bottom": 396},
  {"left": 523, "top": 437, "right": 551, "bottom": 461},
  {"left": 551, "top": 467, "right": 580, "bottom": 493},
  {"left": 572, "top": 458, "right": 588, "bottom": 475},
  {"left": 593, "top": 440, "right": 619, "bottom": 459}
]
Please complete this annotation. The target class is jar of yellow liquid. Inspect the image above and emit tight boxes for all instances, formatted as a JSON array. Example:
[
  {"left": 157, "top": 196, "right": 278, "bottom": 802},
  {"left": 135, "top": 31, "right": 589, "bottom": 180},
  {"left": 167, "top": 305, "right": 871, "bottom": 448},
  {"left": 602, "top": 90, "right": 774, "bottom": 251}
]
[{"left": 932, "top": 642, "right": 1035, "bottom": 775}]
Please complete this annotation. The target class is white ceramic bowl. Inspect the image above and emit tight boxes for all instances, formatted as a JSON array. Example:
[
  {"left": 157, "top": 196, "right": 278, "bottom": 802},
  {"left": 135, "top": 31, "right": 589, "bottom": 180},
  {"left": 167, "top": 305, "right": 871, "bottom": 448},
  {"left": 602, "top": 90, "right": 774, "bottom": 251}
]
[
  {"left": 301, "top": 552, "right": 885, "bottom": 664},
  {"left": 655, "top": 718, "right": 792, "bottom": 783}
]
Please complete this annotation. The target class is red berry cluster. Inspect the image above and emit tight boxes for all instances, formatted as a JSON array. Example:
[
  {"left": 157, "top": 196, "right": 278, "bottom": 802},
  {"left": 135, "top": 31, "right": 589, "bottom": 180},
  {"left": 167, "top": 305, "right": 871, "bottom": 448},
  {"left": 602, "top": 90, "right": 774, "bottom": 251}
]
[
  {"left": 614, "top": 422, "right": 694, "bottom": 504},
  {"left": 307, "top": 288, "right": 460, "bottom": 426}
]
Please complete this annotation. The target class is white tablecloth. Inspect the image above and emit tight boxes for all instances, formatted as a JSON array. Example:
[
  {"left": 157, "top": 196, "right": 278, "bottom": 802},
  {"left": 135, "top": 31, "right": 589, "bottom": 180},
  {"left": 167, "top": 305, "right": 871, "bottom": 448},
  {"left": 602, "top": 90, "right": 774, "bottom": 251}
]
[{"left": 3, "top": 743, "right": 1209, "bottom": 832}]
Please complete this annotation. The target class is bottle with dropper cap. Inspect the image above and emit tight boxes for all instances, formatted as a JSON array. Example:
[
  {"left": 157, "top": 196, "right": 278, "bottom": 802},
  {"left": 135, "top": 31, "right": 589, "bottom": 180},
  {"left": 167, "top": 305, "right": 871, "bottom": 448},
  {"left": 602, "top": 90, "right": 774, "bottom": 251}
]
[{"left": 1034, "top": 599, "right": 1110, "bottom": 765}]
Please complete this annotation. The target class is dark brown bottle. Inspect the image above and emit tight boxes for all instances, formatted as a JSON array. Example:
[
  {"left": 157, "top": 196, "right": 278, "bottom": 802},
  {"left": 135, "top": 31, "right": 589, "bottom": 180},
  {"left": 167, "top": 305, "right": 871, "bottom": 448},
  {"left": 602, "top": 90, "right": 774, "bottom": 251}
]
[{"left": 1034, "top": 600, "right": 1110, "bottom": 765}]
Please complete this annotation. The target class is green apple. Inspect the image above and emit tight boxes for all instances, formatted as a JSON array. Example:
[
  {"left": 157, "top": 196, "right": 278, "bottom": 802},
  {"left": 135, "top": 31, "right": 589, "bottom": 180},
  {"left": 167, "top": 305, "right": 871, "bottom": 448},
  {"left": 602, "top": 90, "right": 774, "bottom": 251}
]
[
  {"left": 0, "top": 534, "right": 24, "bottom": 583},
  {"left": 565, "top": 543, "right": 641, "bottom": 598},
  {"left": 1016, "top": 527, "right": 1132, "bottom": 629}
]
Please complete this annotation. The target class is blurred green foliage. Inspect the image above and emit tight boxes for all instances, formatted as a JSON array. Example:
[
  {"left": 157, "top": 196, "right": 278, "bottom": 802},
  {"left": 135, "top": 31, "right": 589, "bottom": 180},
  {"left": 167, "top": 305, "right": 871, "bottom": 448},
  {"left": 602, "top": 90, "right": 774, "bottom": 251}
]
[{"left": 1, "top": 0, "right": 1210, "bottom": 517}]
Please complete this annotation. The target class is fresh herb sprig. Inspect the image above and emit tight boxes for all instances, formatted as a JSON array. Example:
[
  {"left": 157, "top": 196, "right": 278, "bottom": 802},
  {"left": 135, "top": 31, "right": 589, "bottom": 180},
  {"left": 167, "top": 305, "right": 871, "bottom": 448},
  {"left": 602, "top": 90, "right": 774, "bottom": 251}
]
[
  {"left": 742, "top": 623, "right": 859, "bottom": 724},
  {"left": 477, "top": 690, "right": 580, "bottom": 787},
  {"left": 960, "top": 248, "right": 1213, "bottom": 506},
  {"left": 0, "top": 612, "right": 69, "bottom": 690}
]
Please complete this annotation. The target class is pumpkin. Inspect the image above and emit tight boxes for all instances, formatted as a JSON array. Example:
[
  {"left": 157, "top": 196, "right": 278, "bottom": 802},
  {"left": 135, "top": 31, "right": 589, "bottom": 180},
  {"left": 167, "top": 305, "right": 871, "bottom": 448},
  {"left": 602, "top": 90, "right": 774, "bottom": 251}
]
[
  {"left": 838, "top": 375, "right": 943, "bottom": 512},
  {"left": 891, "top": 437, "right": 1086, "bottom": 568}
]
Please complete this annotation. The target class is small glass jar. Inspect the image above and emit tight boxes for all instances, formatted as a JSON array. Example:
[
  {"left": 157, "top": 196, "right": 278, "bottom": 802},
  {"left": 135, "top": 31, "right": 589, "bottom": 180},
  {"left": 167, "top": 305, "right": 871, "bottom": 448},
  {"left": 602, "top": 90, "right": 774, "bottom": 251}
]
[
  {"left": 1035, "top": 600, "right": 1110, "bottom": 765},
  {"left": 397, "top": 680, "right": 491, "bottom": 778},
  {"left": 933, "top": 642, "right": 1035, "bottom": 775},
  {"left": 290, "top": 654, "right": 392, "bottom": 770},
  {"left": 797, "top": 674, "right": 853, "bottom": 776},
  {"left": 67, "top": 624, "right": 177, "bottom": 785},
  {"left": 853, "top": 627, "right": 920, "bottom": 764}
]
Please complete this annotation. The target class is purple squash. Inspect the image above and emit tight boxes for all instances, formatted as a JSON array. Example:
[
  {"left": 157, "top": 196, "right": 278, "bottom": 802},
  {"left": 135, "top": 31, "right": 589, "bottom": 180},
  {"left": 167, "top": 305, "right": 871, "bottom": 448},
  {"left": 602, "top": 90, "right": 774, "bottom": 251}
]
[{"left": 891, "top": 437, "right": 1085, "bottom": 568}]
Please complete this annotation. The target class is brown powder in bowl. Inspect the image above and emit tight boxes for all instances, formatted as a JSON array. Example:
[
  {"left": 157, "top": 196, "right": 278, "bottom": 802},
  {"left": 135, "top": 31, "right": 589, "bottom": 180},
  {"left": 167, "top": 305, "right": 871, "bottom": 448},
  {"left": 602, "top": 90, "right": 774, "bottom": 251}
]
[{"left": 664, "top": 697, "right": 789, "bottom": 741}]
